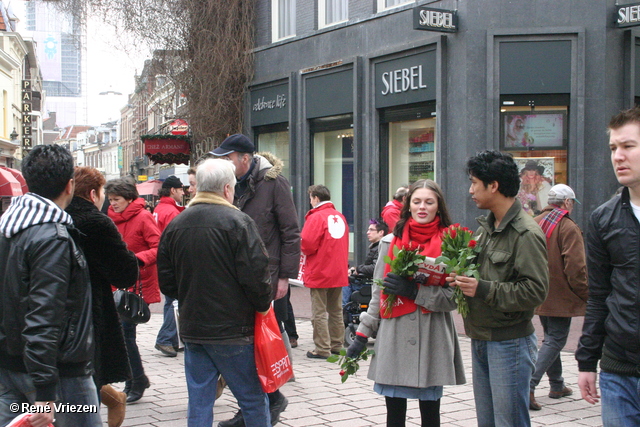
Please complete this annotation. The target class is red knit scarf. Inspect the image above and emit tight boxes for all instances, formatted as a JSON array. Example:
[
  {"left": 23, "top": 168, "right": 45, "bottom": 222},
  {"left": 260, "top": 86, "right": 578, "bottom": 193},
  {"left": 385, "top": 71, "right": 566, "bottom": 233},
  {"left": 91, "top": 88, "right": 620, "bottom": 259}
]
[{"left": 380, "top": 217, "right": 444, "bottom": 318}]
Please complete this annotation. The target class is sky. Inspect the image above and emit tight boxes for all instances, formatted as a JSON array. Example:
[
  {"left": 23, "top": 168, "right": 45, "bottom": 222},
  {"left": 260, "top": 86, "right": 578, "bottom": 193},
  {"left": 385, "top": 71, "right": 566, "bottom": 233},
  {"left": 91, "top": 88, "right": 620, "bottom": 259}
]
[{"left": 10, "top": 0, "right": 150, "bottom": 125}]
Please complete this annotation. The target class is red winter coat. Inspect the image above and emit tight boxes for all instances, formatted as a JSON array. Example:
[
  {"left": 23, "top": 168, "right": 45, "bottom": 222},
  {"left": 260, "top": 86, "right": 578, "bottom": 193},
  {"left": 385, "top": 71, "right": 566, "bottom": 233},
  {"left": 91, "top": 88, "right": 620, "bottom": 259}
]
[
  {"left": 381, "top": 200, "right": 402, "bottom": 232},
  {"left": 108, "top": 198, "right": 161, "bottom": 304},
  {"left": 300, "top": 202, "right": 349, "bottom": 289},
  {"left": 153, "top": 196, "right": 185, "bottom": 232}
]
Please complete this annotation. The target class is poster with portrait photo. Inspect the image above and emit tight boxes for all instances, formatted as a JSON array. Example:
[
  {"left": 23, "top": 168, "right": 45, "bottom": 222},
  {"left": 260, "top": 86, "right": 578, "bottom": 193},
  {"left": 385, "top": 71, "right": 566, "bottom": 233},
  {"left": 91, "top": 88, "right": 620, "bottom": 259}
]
[
  {"left": 502, "top": 111, "right": 567, "bottom": 149},
  {"left": 514, "top": 157, "right": 555, "bottom": 216}
]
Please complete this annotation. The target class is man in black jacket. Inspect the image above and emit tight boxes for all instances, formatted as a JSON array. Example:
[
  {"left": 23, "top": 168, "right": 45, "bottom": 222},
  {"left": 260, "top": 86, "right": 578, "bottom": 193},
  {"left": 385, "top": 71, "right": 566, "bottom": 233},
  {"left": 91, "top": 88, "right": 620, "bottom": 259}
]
[
  {"left": 158, "top": 158, "right": 273, "bottom": 427},
  {"left": 0, "top": 145, "right": 101, "bottom": 427},
  {"left": 577, "top": 107, "right": 640, "bottom": 425},
  {"left": 344, "top": 218, "right": 388, "bottom": 306},
  {"left": 211, "top": 134, "right": 300, "bottom": 426}
]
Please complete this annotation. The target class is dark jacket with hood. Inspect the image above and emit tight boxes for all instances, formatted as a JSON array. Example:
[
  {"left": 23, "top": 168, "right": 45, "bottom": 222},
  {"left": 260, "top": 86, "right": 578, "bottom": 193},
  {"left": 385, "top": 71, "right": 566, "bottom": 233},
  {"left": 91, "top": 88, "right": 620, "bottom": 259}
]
[
  {"left": 66, "top": 196, "right": 139, "bottom": 387},
  {"left": 0, "top": 193, "right": 94, "bottom": 401},
  {"left": 577, "top": 187, "right": 640, "bottom": 375},
  {"left": 235, "top": 153, "right": 300, "bottom": 292}
]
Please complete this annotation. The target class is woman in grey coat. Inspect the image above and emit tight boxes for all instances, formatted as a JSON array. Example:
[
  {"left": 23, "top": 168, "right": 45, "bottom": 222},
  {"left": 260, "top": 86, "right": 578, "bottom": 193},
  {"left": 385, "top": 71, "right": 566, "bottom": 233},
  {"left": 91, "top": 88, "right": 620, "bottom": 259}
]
[{"left": 347, "top": 179, "right": 465, "bottom": 427}]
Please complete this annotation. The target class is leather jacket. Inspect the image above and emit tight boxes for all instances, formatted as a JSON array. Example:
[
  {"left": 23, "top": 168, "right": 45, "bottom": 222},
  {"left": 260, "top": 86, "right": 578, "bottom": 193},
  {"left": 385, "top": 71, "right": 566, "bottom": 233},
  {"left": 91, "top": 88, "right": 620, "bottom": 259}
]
[
  {"left": 577, "top": 187, "right": 640, "bottom": 372},
  {"left": 0, "top": 194, "right": 94, "bottom": 401}
]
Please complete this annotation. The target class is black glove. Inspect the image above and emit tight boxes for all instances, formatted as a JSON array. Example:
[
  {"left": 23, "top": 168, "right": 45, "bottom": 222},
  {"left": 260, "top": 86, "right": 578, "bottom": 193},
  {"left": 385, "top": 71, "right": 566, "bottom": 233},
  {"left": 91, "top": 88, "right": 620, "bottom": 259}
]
[
  {"left": 346, "top": 335, "right": 367, "bottom": 359},
  {"left": 384, "top": 273, "right": 418, "bottom": 300}
]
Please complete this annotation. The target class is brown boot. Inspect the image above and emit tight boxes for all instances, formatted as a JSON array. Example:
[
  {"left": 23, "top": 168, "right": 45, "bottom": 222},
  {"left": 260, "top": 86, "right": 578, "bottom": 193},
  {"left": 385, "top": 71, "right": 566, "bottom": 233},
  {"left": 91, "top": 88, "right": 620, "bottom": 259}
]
[
  {"left": 101, "top": 384, "right": 127, "bottom": 427},
  {"left": 529, "top": 392, "right": 541, "bottom": 411}
]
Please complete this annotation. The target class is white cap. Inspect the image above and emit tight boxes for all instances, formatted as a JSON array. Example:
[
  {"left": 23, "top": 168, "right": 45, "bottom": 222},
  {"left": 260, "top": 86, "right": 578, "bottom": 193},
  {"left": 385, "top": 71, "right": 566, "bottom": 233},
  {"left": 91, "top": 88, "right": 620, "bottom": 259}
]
[{"left": 548, "top": 184, "right": 580, "bottom": 204}]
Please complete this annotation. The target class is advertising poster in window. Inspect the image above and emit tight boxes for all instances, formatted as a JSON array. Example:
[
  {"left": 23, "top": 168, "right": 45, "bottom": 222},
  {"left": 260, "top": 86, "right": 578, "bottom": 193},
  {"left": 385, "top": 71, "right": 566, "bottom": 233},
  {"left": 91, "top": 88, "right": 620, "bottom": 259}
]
[
  {"left": 502, "top": 112, "right": 566, "bottom": 149},
  {"left": 514, "top": 157, "right": 555, "bottom": 216}
]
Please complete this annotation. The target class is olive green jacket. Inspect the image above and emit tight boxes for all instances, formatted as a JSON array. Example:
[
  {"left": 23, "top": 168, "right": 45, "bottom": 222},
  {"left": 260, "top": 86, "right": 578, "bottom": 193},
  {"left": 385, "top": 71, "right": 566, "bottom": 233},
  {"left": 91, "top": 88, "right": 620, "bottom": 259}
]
[{"left": 463, "top": 199, "right": 549, "bottom": 341}]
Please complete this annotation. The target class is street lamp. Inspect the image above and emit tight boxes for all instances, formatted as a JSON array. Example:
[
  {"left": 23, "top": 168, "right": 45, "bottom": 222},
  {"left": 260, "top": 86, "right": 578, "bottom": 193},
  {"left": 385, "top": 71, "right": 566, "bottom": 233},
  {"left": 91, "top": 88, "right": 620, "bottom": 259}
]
[{"left": 9, "top": 128, "right": 18, "bottom": 144}]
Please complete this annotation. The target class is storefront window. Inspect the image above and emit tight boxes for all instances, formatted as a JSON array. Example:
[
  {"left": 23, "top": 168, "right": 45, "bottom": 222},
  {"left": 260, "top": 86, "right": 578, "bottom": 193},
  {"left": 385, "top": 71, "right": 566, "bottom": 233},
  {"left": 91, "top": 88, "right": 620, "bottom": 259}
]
[
  {"left": 258, "top": 130, "right": 290, "bottom": 180},
  {"left": 313, "top": 127, "right": 354, "bottom": 254},
  {"left": 388, "top": 117, "right": 436, "bottom": 198},
  {"left": 501, "top": 105, "right": 568, "bottom": 216}
]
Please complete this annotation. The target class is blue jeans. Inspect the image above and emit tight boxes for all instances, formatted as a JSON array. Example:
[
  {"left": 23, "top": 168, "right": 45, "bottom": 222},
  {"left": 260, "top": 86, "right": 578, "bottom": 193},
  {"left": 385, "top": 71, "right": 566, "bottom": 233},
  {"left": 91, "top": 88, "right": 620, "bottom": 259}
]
[
  {"left": 471, "top": 333, "right": 537, "bottom": 427},
  {"left": 600, "top": 371, "right": 640, "bottom": 426},
  {"left": 184, "top": 342, "right": 269, "bottom": 427},
  {"left": 342, "top": 276, "right": 365, "bottom": 306},
  {"left": 0, "top": 368, "right": 102, "bottom": 427},
  {"left": 530, "top": 316, "right": 571, "bottom": 392},
  {"left": 156, "top": 296, "right": 179, "bottom": 347}
]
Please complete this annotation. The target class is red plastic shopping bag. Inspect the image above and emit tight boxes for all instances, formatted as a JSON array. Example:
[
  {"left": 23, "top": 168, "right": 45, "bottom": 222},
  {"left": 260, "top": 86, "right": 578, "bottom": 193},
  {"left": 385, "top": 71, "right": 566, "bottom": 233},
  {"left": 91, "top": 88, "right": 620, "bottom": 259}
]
[{"left": 254, "top": 307, "right": 293, "bottom": 393}]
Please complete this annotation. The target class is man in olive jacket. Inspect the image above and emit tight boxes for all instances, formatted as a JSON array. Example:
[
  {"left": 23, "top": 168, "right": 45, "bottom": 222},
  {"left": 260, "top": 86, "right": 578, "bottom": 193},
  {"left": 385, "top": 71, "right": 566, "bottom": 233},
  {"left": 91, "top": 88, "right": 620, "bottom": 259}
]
[
  {"left": 529, "top": 184, "right": 587, "bottom": 410},
  {"left": 450, "top": 150, "right": 548, "bottom": 427}
]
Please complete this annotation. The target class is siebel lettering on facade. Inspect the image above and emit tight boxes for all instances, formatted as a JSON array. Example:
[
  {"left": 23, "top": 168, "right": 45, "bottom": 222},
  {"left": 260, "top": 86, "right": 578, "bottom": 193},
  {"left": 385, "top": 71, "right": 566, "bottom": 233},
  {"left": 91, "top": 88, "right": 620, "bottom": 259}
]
[
  {"left": 413, "top": 6, "right": 457, "bottom": 33},
  {"left": 381, "top": 65, "right": 427, "bottom": 96},
  {"left": 616, "top": 2, "right": 640, "bottom": 27}
]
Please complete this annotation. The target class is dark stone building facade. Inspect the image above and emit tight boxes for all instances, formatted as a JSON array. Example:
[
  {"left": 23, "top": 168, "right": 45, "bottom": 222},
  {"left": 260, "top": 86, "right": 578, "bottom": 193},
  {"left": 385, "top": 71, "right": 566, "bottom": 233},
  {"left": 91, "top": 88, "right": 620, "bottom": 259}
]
[{"left": 244, "top": 0, "right": 638, "bottom": 262}]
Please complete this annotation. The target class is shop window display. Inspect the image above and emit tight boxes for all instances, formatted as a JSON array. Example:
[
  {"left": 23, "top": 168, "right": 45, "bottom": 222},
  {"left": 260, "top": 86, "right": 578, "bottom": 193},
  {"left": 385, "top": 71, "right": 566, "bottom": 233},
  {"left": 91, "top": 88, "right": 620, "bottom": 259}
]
[
  {"left": 258, "top": 130, "right": 290, "bottom": 180},
  {"left": 388, "top": 117, "right": 436, "bottom": 198},
  {"left": 501, "top": 105, "right": 568, "bottom": 216}
]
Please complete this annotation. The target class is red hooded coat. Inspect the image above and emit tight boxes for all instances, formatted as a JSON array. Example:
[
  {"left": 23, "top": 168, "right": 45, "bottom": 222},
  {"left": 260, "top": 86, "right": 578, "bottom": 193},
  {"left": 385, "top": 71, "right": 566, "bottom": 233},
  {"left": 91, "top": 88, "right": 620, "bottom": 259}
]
[{"left": 108, "top": 198, "right": 161, "bottom": 304}]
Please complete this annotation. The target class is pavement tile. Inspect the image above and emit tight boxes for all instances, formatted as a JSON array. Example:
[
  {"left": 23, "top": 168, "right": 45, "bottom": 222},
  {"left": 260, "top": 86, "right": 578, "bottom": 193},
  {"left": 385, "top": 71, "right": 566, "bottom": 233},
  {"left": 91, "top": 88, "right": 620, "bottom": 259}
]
[{"left": 107, "top": 309, "right": 605, "bottom": 426}]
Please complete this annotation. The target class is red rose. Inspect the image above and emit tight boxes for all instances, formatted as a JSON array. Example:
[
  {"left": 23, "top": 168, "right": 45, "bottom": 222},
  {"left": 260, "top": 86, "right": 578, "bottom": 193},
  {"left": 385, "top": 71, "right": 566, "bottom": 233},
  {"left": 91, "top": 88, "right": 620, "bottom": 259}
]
[
  {"left": 450, "top": 229, "right": 457, "bottom": 239},
  {"left": 339, "top": 370, "right": 345, "bottom": 376},
  {"left": 468, "top": 240, "right": 477, "bottom": 248}
]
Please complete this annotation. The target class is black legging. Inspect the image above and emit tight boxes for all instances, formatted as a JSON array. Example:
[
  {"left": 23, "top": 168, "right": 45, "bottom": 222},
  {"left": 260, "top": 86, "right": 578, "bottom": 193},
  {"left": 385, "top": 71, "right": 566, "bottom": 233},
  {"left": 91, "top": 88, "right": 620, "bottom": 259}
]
[{"left": 385, "top": 396, "right": 440, "bottom": 427}]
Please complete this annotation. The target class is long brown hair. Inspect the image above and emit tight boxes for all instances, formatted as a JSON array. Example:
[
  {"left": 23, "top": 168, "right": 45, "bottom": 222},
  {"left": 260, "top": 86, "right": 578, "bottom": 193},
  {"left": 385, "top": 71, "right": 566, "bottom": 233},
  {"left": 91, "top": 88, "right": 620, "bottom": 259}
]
[{"left": 393, "top": 179, "right": 452, "bottom": 237}]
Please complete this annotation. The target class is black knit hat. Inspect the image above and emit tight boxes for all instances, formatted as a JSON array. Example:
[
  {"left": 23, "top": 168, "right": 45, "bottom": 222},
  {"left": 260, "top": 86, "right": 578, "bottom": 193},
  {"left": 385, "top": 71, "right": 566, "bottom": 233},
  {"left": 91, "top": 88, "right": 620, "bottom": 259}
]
[{"left": 162, "top": 175, "right": 184, "bottom": 188}]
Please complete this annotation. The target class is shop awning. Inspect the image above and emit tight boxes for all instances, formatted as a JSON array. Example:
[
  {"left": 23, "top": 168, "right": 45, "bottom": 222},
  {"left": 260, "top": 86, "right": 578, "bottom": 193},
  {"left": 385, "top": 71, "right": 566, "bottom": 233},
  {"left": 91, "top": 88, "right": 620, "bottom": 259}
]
[
  {"left": 0, "top": 168, "right": 23, "bottom": 197},
  {"left": 136, "top": 180, "right": 163, "bottom": 196},
  {"left": 143, "top": 137, "right": 190, "bottom": 165},
  {"left": 0, "top": 167, "right": 28, "bottom": 194}
]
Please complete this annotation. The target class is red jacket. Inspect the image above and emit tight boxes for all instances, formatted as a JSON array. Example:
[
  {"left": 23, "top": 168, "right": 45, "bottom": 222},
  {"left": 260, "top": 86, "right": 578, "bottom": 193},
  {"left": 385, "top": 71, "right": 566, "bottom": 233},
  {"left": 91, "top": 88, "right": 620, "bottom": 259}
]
[
  {"left": 381, "top": 199, "right": 402, "bottom": 232},
  {"left": 108, "top": 198, "right": 161, "bottom": 304},
  {"left": 300, "top": 202, "right": 349, "bottom": 289},
  {"left": 153, "top": 196, "right": 185, "bottom": 232}
]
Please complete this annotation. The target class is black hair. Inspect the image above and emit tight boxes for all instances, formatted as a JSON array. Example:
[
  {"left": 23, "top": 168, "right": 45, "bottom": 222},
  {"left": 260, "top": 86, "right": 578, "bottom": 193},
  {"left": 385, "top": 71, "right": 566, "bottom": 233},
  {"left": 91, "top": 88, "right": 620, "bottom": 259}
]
[
  {"left": 371, "top": 218, "right": 389, "bottom": 234},
  {"left": 22, "top": 145, "right": 74, "bottom": 200},
  {"left": 104, "top": 177, "right": 138, "bottom": 201},
  {"left": 158, "top": 187, "right": 171, "bottom": 197},
  {"left": 466, "top": 150, "right": 520, "bottom": 198}
]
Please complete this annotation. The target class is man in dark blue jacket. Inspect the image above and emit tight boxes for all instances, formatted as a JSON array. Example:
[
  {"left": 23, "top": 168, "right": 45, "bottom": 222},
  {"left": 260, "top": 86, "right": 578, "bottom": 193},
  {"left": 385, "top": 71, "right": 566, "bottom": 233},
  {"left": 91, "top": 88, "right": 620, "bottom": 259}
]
[
  {"left": 0, "top": 145, "right": 101, "bottom": 426},
  {"left": 577, "top": 107, "right": 640, "bottom": 426}
]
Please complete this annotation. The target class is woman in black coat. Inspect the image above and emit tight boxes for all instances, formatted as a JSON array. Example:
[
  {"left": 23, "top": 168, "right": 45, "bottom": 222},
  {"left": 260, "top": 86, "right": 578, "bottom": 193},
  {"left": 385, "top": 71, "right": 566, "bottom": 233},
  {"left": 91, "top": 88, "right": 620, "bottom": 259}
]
[{"left": 66, "top": 167, "right": 139, "bottom": 427}]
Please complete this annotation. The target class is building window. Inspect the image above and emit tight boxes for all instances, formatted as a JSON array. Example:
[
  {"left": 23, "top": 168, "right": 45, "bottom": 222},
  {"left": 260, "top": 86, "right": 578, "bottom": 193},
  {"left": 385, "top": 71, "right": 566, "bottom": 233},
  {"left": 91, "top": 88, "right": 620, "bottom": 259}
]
[
  {"left": 272, "top": 0, "right": 296, "bottom": 41},
  {"left": 257, "top": 130, "right": 291, "bottom": 179},
  {"left": 377, "top": 0, "right": 412, "bottom": 12},
  {"left": 319, "top": 0, "right": 348, "bottom": 28},
  {"left": 500, "top": 100, "right": 569, "bottom": 217},
  {"left": 387, "top": 117, "right": 436, "bottom": 196}
]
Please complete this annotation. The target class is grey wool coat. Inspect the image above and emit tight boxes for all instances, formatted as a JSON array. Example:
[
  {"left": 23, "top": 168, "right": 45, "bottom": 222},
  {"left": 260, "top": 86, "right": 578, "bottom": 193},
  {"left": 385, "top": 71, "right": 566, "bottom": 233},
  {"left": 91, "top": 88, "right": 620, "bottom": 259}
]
[{"left": 357, "top": 234, "right": 466, "bottom": 389}]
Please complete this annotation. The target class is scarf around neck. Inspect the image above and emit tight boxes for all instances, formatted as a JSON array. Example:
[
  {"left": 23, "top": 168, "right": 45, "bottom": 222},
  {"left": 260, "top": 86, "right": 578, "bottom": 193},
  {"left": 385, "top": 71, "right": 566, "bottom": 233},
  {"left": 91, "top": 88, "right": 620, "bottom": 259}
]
[
  {"left": 188, "top": 191, "right": 238, "bottom": 210},
  {"left": 380, "top": 216, "right": 443, "bottom": 319}
]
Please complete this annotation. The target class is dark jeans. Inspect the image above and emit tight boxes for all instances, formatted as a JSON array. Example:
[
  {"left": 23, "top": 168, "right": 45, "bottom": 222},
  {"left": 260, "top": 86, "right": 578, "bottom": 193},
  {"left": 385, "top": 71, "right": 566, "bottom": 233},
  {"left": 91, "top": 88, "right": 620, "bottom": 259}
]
[
  {"left": 530, "top": 316, "right": 571, "bottom": 393},
  {"left": 122, "top": 320, "right": 145, "bottom": 379},
  {"left": 156, "top": 295, "right": 179, "bottom": 347}
]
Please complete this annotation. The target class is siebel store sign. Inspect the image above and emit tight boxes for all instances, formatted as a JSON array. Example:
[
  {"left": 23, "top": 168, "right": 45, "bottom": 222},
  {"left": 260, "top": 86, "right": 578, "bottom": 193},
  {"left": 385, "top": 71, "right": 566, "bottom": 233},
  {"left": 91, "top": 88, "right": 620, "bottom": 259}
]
[
  {"left": 375, "top": 50, "right": 436, "bottom": 109},
  {"left": 413, "top": 6, "right": 457, "bottom": 33},
  {"left": 616, "top": 2, "right": 640, "bottom": 27}
]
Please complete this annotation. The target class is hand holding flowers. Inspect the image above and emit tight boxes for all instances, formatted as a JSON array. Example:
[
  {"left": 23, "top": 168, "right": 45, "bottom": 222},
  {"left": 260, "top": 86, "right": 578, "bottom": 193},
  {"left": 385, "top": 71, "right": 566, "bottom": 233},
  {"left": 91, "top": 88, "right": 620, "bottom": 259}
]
[
  {"left": 374, "top": 242, "right": 425, "bottom": 317},
  {"left": 328, "top": 345, "right": 374, "bottom": 383},
  {"left": 435, "top": 224, "right": 481, "bottom": 317}
]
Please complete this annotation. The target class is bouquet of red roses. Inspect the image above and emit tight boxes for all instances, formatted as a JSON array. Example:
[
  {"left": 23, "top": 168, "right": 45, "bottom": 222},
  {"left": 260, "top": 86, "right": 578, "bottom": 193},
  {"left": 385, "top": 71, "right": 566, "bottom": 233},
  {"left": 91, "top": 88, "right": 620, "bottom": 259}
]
[
  {"left": 375, "top": 242, "right": 426, "bottom": 317},
  {"left": 435, "top": 224, "right": 480, "bottom": 317}
]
